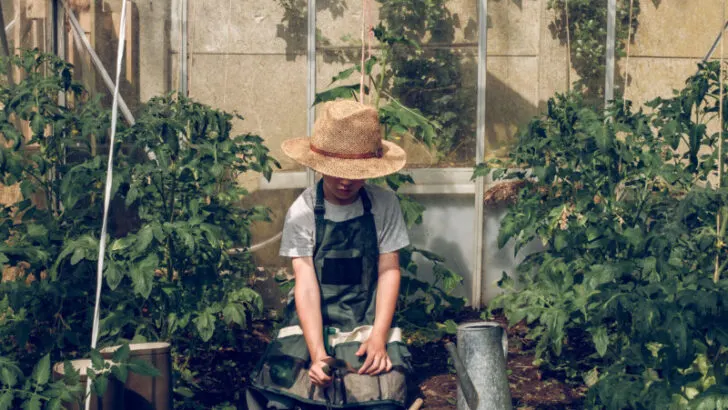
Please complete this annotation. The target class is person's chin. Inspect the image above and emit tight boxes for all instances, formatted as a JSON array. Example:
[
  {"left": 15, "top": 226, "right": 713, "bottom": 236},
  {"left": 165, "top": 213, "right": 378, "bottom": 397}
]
[{"left": 336, "top": 192, "right": 357, "bottom": 202}]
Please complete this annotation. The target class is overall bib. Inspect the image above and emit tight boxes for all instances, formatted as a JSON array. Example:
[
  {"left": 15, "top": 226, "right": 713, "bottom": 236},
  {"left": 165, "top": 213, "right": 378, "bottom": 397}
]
[{"left": 248, "top": 181, "right": 411, "bottom": 409}]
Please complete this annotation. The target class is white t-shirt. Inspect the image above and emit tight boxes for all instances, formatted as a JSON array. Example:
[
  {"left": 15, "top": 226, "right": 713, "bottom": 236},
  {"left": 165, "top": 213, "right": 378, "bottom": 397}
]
[{"left": 279, "top": 184, "right": 410, "bottom": 258}]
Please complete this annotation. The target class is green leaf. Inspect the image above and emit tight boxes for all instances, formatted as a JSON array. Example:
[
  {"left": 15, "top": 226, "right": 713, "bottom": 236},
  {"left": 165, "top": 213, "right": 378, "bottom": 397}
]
[
  {"left": 193, "top": 312, "right": 216, "bottom": 342},
  {"left": 89, "top": 350, "right": 104, "bottom": 371},
  {"left": 398, "top": 195, "right": 425, "bottom": 228},
  {"left": 175, "top": 387, "right": 195, "bottom": 398},
  {"left": 26, "top": 224, "right": 48, "bottom": 239},
  {"left": 31, "top": 354, "right": 50, "bottom": 386},
  {"left": 1, "top": 367, "right": 17, "bottom": 387},
  {"left": 229, "top": 287, "right": 264, "bottom": 313},
  {"left": 61, "top": 360, "right": 80, "bottom": 385},
  {"left": 127, "top": 359, "right": 160, "bottom": 377},
  {"left": 44, "top": 398, "right": 62, "bottom": 410},
  {"left": 92, "top": 375, "right": 108, "bottom": 397},
  {"left": 109, "top": 235, "right": 136, "bottom": 252},
  {"left": 70, "top": 247, "right": 86, "bottom": 265},
  {"left": 131, "top": 254, "right": 158, "bottom": 299},
  {"left": 583, "top": 367, "right": 600, "bottom": 387},
  {"left": 443, "top": 319, "right": 458, "bottom": 335},
  {"left": 22, "top": 395, "right": 41, "bottom": 410},
  {"left": 125, "top": 186, "right": 141, "bottom": 207},
  {"left": 111, "top": 344, "right": 131, "bottom": 363},
  {"left": 623, "top": 226, "right": 643, "bottom": 247},
  {"left": 330, "top": 66, "right": 357, "bottom": 84},
  {"left": 554, "top": 232, "right": 568, "bottom": 252},
  {"left": 104, "top": 260, "right": 123, "bottom": 290},
  {"left": 0, "top": 392, "right": 13, "bottom": 410},
  {"left": 222, "top": 303, "right": 246, "bottom": 327},
  {"left": 110, "top": 364, "right": 128, "bottom": 384},
  {"left": 313, "top": 85, "right": 361, "bottom": 105},
  {"left": 591, "top": 326, "right": 609, "bottom": 357},
  {"left": 134, "top": 225, "right": 154, "bottom": 254}
]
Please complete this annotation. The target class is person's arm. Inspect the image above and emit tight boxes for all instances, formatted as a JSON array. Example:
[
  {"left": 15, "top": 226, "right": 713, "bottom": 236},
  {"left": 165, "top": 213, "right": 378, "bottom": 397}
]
[
  {"left": 292, "top": 256, "right": 332, "bottom": 386},
  {"left": 356, "top": 251, "right": 400, "bottom": 375}
]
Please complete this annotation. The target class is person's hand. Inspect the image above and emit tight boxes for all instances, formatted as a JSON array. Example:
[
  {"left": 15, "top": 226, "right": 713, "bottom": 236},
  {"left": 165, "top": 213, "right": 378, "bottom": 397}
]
[
  {"left": 308, "top": 356, "right": 333, "bottom": 386},
  {"left": 355, "top": 336, "right": 392, "bottom": 376}
]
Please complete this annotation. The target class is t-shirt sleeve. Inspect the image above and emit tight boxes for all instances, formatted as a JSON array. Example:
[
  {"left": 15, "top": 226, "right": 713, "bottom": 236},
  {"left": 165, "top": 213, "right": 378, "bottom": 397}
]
[
  {"left": 279, "top": 194, "right": 315, "bottom": 258},
  {"left": 377, "top": 189, "right": 411, "bottom": 254}
]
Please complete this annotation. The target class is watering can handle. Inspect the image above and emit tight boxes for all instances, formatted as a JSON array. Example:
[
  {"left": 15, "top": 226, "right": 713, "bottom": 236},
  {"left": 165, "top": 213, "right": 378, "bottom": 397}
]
[{"left": 445, "top": 342, "right": 480, "bottom": 410}]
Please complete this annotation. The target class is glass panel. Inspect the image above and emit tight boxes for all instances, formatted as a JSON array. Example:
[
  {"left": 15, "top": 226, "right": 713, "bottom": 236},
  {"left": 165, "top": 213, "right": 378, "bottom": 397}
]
[
  {"left": 317, "top": 0, "right": 478, "bottom": 168},
  {"left": 187, "top": 0, "right": 307, "bottom": 173},
  {"left": 185, "top": 0, "right": 311, "bottom": 267},
  {"left": 484, "top": 0, "right": 542, "bottom": 159}
]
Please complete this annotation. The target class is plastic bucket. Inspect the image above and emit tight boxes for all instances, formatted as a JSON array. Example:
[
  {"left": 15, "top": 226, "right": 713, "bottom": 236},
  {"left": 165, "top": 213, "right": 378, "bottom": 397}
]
[
  {"left": 100, "top": 342, "right": 172, "bottom": 410},
  {"left": 52, "top": 359, "right": 124, "bottom": 410}
]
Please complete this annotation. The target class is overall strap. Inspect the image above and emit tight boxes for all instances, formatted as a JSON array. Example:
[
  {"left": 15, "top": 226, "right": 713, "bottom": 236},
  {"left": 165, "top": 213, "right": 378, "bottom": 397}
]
[
  {"left": 359, "top": 187, "right": 372, "bottom": 214},
  {"left": 314, "top": 180, "right": 326, "bottom": 253}
]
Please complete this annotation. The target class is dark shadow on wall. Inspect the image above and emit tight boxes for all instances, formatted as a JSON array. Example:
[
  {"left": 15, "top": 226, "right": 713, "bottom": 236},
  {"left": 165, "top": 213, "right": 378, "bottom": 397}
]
[
  {"left": 65, "top": 1, "right": 144, "bottom": 116},
  {"left": 97, "top": 1, "right": 141, "bottom": 115},
  {"left": 429, "top": 236, "right": 471, "bottom": 299},
  {"left": 274, "top": 0, "right": 348, "bottom": 61},
  {"left": 485, "top": 70, "right": 540, "bottom": 155}
]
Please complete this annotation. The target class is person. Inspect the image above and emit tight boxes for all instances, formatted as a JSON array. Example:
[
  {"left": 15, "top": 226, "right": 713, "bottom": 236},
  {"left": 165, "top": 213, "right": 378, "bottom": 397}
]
[{"left": 247, "top": 99, "right": 412, "bottom": 410}]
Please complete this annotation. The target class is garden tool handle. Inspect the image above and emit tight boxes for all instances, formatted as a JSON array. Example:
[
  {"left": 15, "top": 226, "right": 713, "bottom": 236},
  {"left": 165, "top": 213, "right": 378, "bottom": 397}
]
[
  {"left": 321, "top": 357, "right": 356, "bottom": 376},
  {"left": 445, "top": 342, "right": 480, "bottom": 410}
]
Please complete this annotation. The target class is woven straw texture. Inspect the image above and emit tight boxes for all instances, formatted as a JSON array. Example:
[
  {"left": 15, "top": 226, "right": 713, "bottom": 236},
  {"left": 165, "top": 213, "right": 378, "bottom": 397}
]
[{"left": 282, "top": 100, "right": 406, "bottom": 180}]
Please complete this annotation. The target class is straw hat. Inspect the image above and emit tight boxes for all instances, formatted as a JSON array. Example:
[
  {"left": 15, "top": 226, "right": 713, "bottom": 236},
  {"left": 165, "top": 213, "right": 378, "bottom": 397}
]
[{"left": 281, "top": 99, "right": 407, "bottom": 180}]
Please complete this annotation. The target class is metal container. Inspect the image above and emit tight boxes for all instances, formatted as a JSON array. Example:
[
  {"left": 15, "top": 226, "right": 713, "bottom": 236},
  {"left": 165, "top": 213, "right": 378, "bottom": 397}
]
[
  {"left": 52, "top": 359, "right": 124, "bottom": 410},
  {"left": 452, "top": 321, "right": 512, "bottom": 410},
  {"left": 100, "top": 342, "right": 172, "bottom": 410}
]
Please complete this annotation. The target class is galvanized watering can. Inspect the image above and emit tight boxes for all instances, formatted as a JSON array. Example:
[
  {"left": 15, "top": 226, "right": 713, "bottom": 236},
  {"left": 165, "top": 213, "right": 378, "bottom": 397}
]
[{"left": 445, "top": 321, "right": 512, "bottom": 410}]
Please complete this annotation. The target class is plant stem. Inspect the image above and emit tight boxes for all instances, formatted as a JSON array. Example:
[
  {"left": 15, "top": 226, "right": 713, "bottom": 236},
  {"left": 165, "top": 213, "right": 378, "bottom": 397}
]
[
  {"left": 1, "top": 388, "right": 51, "bottom": 401},
  {"left": 374, "top": 51, "right": 388, "bottom": 109},
  {"left": 716, "top": 54, "right": 725, "bottom": 283}
]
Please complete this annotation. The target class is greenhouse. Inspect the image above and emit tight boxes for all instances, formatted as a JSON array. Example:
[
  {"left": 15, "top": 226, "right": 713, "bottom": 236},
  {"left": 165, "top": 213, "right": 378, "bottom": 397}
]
[{"left": 1, "top": 0, "right": 727, "bottom": 409}]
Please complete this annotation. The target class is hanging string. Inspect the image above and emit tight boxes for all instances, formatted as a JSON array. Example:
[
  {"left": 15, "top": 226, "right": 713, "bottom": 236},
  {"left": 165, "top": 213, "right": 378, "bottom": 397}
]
[
  {"left": 359, "top": 0, "right": 367, "bottom": 102},
  {"left": 623, "top": 0, "right": 635, "bottom": 108},
  {"left": 359, "top": 0, "right": 365, "bottom": 101},
  {"left": 366, "top": 6, "right": 374, "bottom": 105},
  {"left": 222, "top": 0, "right": 232, "bottom": 107},
  {"left": 185, "top": 0, "right": 192, "bottom": 97},
  {"left": 564, "top": 0, "right": 572, "bottom": 91},
  {"left": 717, "top": 0, "right": 726, "bottom": 284},
  {"left": 85, "top": 1, "right": 128, "bottom": 409}
]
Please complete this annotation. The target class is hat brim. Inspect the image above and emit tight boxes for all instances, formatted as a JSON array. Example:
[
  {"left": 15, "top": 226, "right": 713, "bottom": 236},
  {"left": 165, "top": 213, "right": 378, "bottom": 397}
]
[{"left": 281, "top": 138, "right": 407, "bottom": 180}]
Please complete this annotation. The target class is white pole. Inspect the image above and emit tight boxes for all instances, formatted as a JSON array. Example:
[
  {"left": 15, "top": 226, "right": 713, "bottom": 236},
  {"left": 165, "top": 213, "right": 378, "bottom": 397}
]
[
  {"left": 605, "top": 0, "right": 617, "bottom": 105},
  {"left": 179, "top": 0, "right": 188, "bottom": 97},
  {"left": 84, "top": 1, "right": 128, "bottom": 409},
  {"left": 472, "top": 0, "right": 488, "bottom": 309},
  {"left": 306, "top": 0, "right": 317, "bottom": 186}
]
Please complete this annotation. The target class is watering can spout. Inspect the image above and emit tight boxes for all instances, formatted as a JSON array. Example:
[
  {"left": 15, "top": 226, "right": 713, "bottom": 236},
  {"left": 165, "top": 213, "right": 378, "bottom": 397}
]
[{"left": 445, "top": 342, "right": 480, "bottom": 410}]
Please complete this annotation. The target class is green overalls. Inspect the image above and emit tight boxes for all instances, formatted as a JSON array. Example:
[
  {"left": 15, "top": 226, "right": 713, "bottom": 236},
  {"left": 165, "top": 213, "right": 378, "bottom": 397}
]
[{"left": 248, "top": 181, "right": 412, "bottom": 409}]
